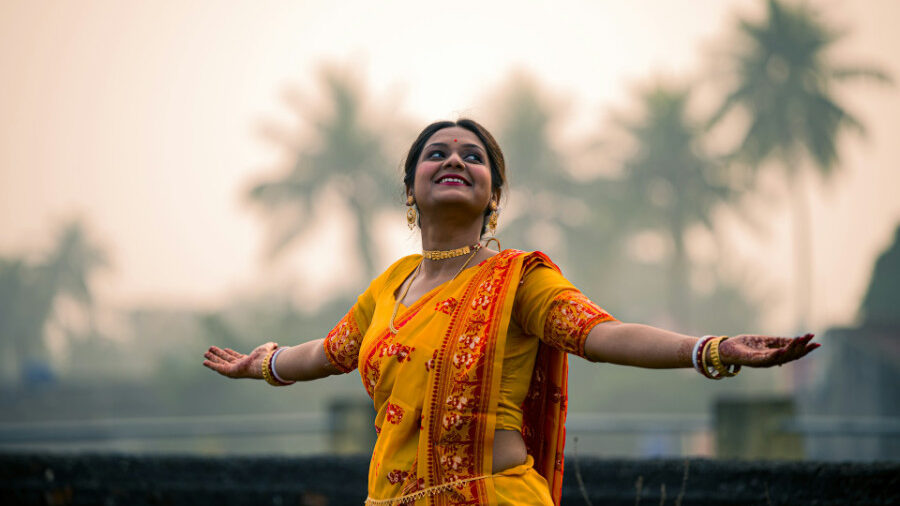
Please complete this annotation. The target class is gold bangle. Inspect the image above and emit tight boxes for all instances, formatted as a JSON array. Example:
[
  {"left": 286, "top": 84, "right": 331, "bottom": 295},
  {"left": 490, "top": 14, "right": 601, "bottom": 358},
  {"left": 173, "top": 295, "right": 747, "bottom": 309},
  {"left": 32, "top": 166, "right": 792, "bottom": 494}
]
[
  {"left": 261, "top": 347, "right": 285, "bottom": 386},
  {"left": 710, "top": 337, "right": 739, "bottom": 378},
  {"left": 701, "top": 337, "right": 723, "bottom": 380}
]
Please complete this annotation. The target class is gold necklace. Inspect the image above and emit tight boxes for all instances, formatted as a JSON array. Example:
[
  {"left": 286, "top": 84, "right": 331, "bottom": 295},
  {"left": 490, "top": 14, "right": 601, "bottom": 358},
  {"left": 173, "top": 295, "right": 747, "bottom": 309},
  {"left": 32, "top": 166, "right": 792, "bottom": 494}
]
[
  {"left": 421, "top": 243, "right": 480, "bottom": 260},
  {"left": 389, "top": 244, "right": 482, "bottom": 334}
]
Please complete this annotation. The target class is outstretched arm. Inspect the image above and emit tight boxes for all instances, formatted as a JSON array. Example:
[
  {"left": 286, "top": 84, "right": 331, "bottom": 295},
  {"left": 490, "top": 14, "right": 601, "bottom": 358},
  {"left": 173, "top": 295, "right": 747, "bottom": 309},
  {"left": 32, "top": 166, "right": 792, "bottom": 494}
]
[
  {"left": 203, "top": 338, "right": 340, "bottom": 382},
  {"left": 583, "top": 321, "right": 818, "bottom": 369}
]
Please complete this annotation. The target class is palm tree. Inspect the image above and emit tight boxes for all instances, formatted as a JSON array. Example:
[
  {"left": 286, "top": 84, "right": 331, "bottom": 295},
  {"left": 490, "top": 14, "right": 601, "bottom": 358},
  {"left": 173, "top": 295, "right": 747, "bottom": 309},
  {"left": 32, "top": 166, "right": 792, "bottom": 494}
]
[
  {"left": 487, "top": 74, "right": 585, "bottom": 263},
  {"left": 710, "top": 0, "right": 890, "bottom": 330},
  {"left": 247, "top": 66, "right": 396, "bottom": 280},
  {"left": 0, "top": 220, "right": 108, "bottom": 383},
  {"left": 616, "top": 85, "right": 732, "bottom": 331}
]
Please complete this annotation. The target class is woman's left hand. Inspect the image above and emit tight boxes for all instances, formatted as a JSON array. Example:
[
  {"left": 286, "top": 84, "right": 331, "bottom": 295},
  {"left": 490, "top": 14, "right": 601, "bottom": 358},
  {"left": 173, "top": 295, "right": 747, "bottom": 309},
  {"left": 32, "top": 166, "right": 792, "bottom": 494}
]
[{"left": 718, "top": 333, "right": 819, "bottom": 368}]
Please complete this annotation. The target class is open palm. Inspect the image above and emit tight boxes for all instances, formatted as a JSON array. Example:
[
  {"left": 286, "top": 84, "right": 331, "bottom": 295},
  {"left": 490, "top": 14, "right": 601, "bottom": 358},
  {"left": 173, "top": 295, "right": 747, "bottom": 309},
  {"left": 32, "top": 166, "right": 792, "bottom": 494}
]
[
  {"left": 718, "top": 333, "right": 818, "bottom": 368},
  {"left": 203, "top": 342, "right": 277, "bottom": 379}
]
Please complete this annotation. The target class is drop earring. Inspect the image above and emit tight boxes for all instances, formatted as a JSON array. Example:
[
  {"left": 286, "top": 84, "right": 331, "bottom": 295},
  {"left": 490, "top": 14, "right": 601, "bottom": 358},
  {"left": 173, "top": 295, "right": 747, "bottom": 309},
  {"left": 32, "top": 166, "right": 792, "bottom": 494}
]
[
  {"left": 406, "top": 195, "right": 417, "bottom": 230},
  {"left": 487, "top": 201, "right": 499, "bottom": 236}
]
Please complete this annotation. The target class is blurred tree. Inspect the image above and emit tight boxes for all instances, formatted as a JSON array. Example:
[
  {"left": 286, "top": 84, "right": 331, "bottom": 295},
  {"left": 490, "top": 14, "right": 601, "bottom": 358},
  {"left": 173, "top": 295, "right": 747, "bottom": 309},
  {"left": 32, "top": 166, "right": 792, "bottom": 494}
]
[
  {"left": 710, "top": 0, "right": 890, "bottom": 330},
  {"left": 42, "top": 222, "right": 109, "bottom": 331},
  {"left": 0, "top": 221, "right": 108, "bottom": 384},
  {"left": 248, "top": 66, "right": 396, "bottom": 280},
  {"left": 615, "top": 85, "right": 732, "bottom": 331},
  {"left": 487, "top": 73, "right": 589, "bottom": 265}
]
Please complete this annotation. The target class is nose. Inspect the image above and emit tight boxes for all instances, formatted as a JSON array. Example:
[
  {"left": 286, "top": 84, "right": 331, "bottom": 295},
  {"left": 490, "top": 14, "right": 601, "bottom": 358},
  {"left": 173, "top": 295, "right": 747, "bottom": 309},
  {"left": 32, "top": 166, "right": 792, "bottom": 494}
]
[{"left": 442, "top": 152, "right": 465, "bottom": 169}]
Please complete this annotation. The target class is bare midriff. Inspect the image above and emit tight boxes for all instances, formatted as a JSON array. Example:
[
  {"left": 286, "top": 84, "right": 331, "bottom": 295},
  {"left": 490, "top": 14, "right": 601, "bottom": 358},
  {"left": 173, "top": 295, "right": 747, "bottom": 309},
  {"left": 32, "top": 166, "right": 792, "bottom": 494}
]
[{"left": 491, "top": 429, "right": 528, "bottom": 473}]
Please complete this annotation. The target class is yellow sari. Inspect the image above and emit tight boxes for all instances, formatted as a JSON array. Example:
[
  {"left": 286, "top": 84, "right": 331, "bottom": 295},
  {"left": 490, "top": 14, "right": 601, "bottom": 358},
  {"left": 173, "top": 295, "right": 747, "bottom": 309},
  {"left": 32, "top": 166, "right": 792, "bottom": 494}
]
[{"left": 323, "top": 250, "right": 615, "bottom": 505}]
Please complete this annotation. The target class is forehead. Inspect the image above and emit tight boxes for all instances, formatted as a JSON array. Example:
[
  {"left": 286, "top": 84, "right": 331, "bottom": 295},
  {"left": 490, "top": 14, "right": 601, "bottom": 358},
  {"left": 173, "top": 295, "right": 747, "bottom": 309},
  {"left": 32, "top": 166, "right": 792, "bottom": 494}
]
[{"left": 424, "top": 126, "right": 485, "bottom": 150}]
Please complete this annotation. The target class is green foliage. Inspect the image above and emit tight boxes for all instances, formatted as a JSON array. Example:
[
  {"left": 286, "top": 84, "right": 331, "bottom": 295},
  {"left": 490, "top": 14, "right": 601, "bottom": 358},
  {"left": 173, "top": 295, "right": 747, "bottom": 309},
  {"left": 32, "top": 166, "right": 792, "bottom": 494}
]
[
  {"left": 0, "top": 221, "right": 107, "bottom": 380},
  {"left": 488, "top": 74, "right": 585, "bottom": 260},
  {"left": 609, "top": 85, "right": 734, "bottom": 331},
  {"left": 709, "top": 0, "right": 890, "bottom": 331},
  {"left": 711, "top": 0, "right": 890, "bottom": 174},
  {"left": 247, "top": 66, "right": 398, "bottom": 280}
]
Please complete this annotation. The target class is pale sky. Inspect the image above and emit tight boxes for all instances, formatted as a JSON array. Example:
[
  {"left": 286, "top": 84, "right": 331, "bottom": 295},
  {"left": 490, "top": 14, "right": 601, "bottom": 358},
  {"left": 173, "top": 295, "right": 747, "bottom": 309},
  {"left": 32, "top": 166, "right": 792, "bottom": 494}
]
[{"left": 1, "top": 0, "right": 898, "bottom": 334}]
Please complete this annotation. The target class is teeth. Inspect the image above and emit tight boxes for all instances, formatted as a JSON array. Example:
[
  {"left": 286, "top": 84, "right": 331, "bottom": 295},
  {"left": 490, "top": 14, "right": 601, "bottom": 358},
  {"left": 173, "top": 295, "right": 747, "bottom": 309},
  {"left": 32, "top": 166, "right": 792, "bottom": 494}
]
[{"left": 439, "top": 177, "right": 466, "bottom": 184}]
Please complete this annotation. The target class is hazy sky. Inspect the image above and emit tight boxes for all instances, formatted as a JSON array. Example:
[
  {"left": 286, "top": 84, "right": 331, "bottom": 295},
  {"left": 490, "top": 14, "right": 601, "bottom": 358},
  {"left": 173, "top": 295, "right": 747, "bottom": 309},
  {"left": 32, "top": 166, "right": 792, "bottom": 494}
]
[{"left": 1, "top": 0, "right": 898, "bottom": 333}]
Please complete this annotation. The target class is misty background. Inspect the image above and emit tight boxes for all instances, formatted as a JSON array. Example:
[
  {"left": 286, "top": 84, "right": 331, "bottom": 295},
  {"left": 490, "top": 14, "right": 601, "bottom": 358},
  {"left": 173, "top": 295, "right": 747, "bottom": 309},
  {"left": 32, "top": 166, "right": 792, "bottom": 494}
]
[{"left": 1, "top": 0, "right": 898, "bottom": 461}]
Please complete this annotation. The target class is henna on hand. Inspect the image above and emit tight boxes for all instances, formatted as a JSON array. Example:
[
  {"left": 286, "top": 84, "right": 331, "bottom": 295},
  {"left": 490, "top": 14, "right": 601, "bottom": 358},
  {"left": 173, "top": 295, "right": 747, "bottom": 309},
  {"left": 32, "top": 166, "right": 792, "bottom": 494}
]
[
  {"left": 718, "top": 333, "right": 819, "bottom": 368},
  {"left": 203, "top": 342, "right": 278, "bottom": 379}
]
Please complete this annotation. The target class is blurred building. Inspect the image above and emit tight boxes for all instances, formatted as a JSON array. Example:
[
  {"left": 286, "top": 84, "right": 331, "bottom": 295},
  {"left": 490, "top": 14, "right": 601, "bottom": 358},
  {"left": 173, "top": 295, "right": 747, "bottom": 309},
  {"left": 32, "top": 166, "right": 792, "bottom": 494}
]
[{"left": 805, "top": 224, "right": 900, "bottom": 460}]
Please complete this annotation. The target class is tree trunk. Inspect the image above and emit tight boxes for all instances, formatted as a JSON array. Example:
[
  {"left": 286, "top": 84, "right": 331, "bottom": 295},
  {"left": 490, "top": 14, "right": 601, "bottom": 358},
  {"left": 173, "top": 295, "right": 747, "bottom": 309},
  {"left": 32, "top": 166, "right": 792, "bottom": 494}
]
[
  {"left": 349, "top": 200, "right": 377, "bottom": 281},
  {"left": 788, "top": 170, "right": 812, "bottom": 333},
  {"left": 669, "top": 211, "right": 690, "bottom": 333}
]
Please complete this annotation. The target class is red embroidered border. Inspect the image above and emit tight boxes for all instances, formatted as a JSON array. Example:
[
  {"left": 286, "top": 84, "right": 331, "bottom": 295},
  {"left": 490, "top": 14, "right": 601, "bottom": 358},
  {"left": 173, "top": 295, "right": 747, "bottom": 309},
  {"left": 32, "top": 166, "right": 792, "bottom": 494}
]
[{"left": 322, "top": 307, "right": 363, "bottom": 373}]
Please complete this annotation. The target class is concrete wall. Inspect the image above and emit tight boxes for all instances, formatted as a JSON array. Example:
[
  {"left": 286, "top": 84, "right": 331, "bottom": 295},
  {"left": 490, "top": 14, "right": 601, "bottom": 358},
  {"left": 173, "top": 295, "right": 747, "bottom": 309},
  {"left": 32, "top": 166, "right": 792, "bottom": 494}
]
[{"left": 2, "top": 453, "right": 897, "bottom": 505}]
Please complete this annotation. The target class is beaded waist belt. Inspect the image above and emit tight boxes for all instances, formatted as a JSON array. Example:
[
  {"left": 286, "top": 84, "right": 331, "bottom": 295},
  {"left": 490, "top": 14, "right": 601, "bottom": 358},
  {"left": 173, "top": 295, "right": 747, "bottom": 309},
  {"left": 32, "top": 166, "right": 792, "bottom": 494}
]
[{"left": 364, "top": 474, "right": 496, "bottom": 505}]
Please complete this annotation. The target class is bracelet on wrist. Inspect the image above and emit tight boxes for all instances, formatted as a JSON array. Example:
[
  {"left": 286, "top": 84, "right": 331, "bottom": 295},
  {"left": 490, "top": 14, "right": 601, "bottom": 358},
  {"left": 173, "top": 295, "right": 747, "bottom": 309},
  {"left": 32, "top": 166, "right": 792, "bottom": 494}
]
[
  {"left": 694, "top": 335, "right": 719, "bottom": 379},
  {"left": 261, "top": 345, "right": 294, "bottom": 386},
  {"left": 270, "top": 347, "right": 295, "bottom": 385},
  {"left": 693, "top": 335, "right": 741, "bottom": 380},
  {"left": 709, "top": 337, "right": 741, "bottom": 378}
]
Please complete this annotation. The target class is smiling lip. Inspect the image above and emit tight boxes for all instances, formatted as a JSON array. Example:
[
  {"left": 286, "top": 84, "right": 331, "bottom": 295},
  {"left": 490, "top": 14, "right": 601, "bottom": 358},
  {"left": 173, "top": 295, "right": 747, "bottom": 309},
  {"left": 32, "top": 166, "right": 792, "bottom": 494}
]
[{"left": 435, "top": 175, "right": 471, "bottom": 186}]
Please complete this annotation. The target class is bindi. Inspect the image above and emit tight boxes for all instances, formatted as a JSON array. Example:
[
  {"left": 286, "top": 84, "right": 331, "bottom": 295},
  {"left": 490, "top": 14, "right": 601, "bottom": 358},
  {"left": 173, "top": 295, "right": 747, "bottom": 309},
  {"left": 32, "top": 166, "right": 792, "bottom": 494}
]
[{"left": 453, "top": 139, "right": 457, "bottom": 142}]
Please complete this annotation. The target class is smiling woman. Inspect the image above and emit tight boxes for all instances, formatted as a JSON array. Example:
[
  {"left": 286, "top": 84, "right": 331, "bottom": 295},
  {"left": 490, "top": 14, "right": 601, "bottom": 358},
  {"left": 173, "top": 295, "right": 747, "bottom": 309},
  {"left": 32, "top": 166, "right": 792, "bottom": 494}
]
[
  {"left": 402, "top": 119, "right": 506, "bottom": 240},
  {"left": 203, "top": 118, "right": 818, "bottom": 505}
]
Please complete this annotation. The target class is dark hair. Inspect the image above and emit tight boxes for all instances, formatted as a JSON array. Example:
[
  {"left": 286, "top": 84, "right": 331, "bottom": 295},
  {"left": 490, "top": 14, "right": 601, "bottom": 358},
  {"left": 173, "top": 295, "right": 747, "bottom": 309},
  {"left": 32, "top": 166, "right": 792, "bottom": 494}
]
[{"left": 402, "top": 119, "right": 506, "bottom": 235}]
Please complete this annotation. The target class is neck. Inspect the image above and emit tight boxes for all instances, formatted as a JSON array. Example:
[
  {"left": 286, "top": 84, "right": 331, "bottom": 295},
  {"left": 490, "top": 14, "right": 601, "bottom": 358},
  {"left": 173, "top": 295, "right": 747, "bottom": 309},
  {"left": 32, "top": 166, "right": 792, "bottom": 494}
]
[{"left": 418, "top": 217, "right": 485, "bottom": 278}]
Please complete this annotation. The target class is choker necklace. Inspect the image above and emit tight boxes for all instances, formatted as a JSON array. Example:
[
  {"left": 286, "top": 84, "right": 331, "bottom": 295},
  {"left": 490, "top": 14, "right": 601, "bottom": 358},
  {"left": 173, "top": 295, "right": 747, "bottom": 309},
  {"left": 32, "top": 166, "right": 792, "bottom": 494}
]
[
  {"left": 422, "top": 243, "right": 481, "bottom": 260},
  {"left": 390, "top": 244, "right": 482, "bottom": 334}
]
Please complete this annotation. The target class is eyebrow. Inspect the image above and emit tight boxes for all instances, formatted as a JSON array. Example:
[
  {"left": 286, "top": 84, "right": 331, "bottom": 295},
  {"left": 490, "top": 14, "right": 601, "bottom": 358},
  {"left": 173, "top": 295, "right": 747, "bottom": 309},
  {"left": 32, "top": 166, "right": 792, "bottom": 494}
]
[{"left": 425, "top": 142, "right": 485, "bottom": 152}]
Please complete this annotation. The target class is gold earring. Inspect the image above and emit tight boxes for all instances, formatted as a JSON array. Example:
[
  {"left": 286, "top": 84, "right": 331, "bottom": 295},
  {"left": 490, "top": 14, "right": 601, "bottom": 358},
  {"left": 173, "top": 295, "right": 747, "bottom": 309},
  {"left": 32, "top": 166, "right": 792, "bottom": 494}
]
[
  {"left": 487, "top": 201, "right": 499, "bottom": 236},
  {"left": 406, "top": 195, "right": 417, "bottom": 230}
]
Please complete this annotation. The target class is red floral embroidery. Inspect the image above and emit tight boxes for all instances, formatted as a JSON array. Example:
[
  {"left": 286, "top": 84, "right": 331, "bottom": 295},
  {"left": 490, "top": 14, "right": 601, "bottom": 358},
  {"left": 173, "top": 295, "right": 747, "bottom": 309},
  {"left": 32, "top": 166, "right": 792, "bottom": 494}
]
[
  {"left": 470, "top": 293, "right": 492, "bottom": 310},
  {"left": 551, "top": 385, "right": 563, "bottom": 403},
  {"left": 425, "top": 349, "right": 437, "bottom": 372},
  {"left": 543, "top": 291, "right": 615, "bottom": 357},
  {"left": 451, "top": 351, "right": 477, "bottom": 370},
  {"left": 379, "top": 341, "right": 415, "bottom": 363},
  {"left": 441, "top": 412, "right": 464, "bottom": 430},
  {"left": 445, "top": 394, "right": 469, "bottom": 411},
  {"left": 399, "top": 459, "right": 424, "bottom": 496},
  {"left": 387, "top": 469, "right": 408, "bottom": 485},
  {"left": 438, "top": 453, "right": 472, "bottom": 473},
  {"left": 385, "top": 402, "right": 404, "bottom": 424},
  {"left": 435, "top": 297, "right": 458, "bottom": 315},
  {"left": 322, "top": 308, "right": 362, "bottom": 373}
]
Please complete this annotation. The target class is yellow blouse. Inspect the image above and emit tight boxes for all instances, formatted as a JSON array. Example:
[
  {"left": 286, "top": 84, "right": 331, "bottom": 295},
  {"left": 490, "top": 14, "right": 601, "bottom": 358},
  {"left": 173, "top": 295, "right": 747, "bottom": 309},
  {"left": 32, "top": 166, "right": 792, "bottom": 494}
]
[{"left": 322, "top": 250, "right": 615, "bottom": 505}]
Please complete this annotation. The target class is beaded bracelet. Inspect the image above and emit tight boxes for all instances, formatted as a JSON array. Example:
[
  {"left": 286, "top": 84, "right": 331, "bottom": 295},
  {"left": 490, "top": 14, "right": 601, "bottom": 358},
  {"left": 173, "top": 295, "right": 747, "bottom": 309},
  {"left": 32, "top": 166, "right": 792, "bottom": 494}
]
[
  {"left": 701, "top": 337, "right": 725, "bottom": 380},
  {"left": 270, "top": 347, "right": 295, "bottom": 385},
  {"left": 709, "top": 337, "right": 741, "bottom": 378},
  {"left": 261, "top": 346, "right": 293, "bottom": 386},
  {"left": 693, "top": 335, "right": 718, "bottom": 379}
]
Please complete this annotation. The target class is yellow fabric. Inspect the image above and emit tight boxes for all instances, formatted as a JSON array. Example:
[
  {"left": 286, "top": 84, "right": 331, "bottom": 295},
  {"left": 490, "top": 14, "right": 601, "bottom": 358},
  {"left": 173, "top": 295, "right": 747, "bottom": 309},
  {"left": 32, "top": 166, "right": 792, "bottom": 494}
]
[
  {"left": 322, "top": 251, "right": 614, "bottom": 505},
  {"left": 496, "top": 265, "right": 579, "bottom": 430},
  {"left": 492, "top": 456, "right": 555, "bottom": 505}
]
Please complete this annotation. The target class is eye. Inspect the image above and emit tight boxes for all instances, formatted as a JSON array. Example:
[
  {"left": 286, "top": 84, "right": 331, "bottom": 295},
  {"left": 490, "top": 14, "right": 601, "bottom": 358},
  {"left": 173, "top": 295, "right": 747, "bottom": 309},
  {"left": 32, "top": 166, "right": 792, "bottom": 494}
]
[
  {"left": 427, "top": 150, "right": 445, "bottom": 160},
  {"left": 464, "top": 153, "right": 484, "bottom": 163}
]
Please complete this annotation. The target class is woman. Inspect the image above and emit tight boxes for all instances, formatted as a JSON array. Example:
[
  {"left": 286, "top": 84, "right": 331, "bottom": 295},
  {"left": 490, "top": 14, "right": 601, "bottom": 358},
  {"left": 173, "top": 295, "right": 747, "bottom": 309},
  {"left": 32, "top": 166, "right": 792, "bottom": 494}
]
[{"left": 203, "top": 119, "right": 818, "bottom": 505}]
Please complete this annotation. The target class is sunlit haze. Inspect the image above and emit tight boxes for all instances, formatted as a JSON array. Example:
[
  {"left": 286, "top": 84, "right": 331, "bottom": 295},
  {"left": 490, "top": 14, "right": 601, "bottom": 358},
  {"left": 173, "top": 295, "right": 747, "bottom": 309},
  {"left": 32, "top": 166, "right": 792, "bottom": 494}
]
[{"left": 1, "top": 0, "right": 898, "bottom": 335}]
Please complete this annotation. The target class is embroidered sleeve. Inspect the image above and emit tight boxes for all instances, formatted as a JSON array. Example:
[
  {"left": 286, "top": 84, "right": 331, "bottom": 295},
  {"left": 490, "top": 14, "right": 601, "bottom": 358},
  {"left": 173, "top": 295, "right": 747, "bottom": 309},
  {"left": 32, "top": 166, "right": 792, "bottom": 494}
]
[
  {"left": 322, "top": 257, "right": 414, "bottom": 374},
  {"left": 542, "top": 291, "right": 615, "bottom": 358},
  {"left": 322, "top": 307, "right": 363, "bottom": 373},
  {"left": 514, "top": 251, "right": 616, "bottom": 358}
]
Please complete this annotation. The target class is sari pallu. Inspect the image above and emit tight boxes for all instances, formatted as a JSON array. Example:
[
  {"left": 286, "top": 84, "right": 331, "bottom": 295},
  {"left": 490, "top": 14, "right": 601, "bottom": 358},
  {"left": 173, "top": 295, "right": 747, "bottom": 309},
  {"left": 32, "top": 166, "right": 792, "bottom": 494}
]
[{"left": 323, "top": 250, "right": 612, "bottom": 505}]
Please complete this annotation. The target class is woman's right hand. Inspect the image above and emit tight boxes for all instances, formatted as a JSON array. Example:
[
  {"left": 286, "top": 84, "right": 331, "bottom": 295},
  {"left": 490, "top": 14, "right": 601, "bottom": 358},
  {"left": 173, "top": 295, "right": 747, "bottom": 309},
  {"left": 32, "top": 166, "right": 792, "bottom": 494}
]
[{"left": 203, "top": 342, "right": 278, "bottom": 379}]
